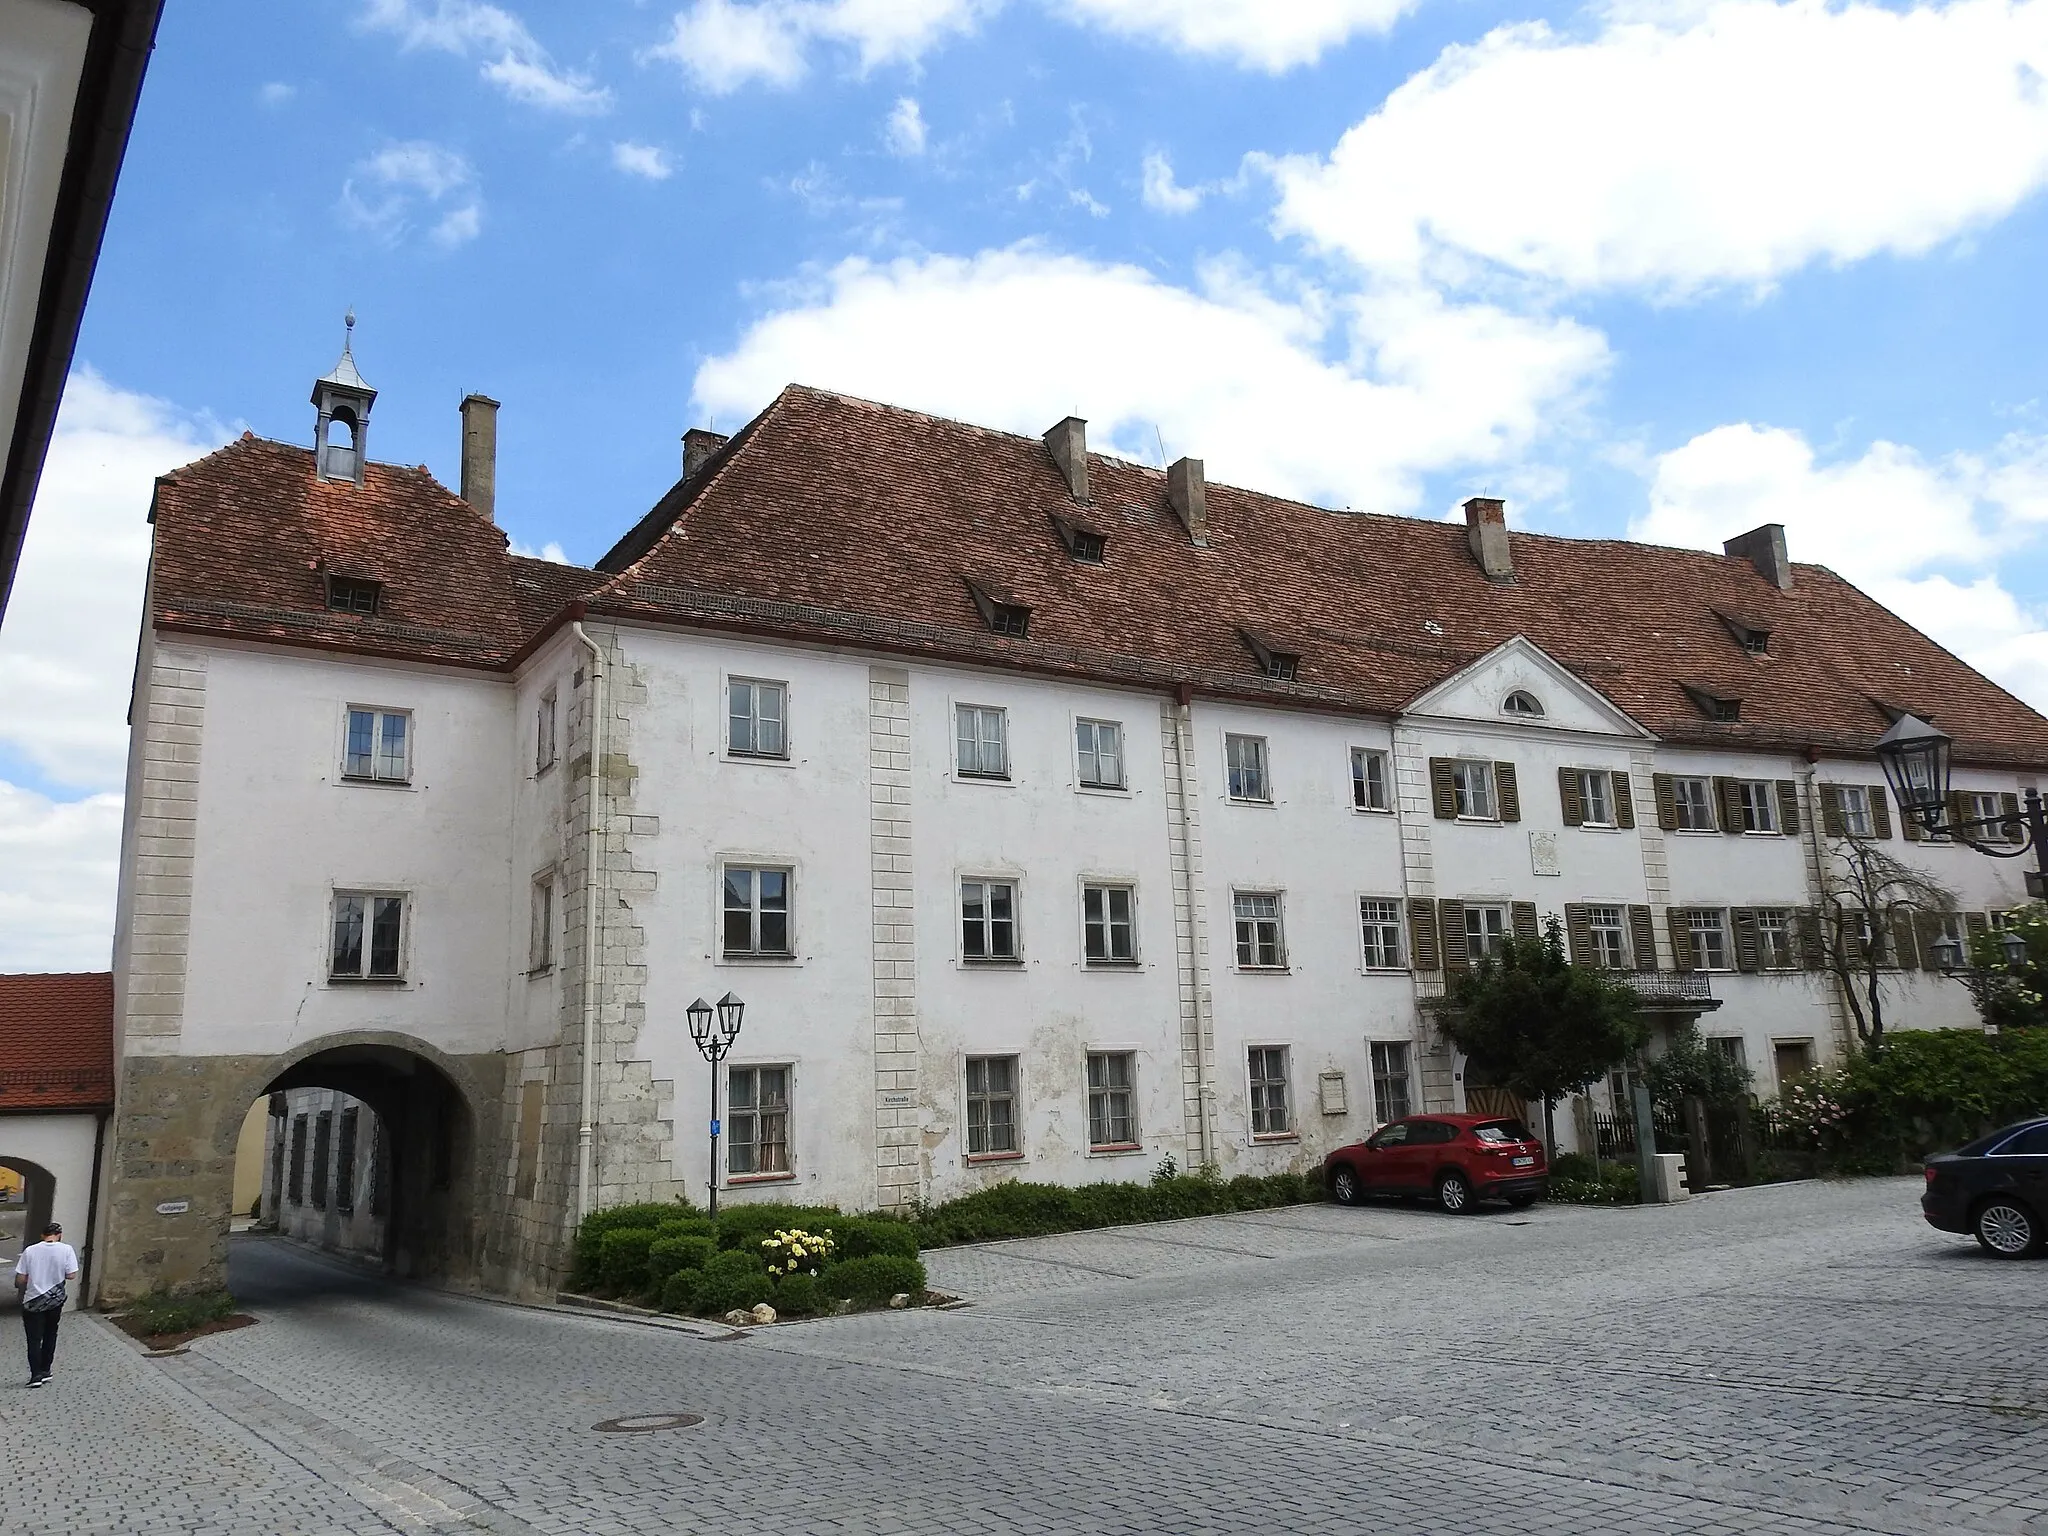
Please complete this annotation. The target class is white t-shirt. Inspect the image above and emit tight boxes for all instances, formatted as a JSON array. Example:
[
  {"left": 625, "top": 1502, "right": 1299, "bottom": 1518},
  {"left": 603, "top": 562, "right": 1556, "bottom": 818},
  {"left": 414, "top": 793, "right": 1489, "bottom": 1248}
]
[{"left": 14, "top": 1241, "right": 78, "bottom": 1302}]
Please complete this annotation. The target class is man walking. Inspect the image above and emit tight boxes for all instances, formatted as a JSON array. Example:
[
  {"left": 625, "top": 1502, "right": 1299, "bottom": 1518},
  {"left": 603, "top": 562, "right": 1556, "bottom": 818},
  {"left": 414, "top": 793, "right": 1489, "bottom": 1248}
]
[{"left": 14, "top": 1221, "right": 79, "bottom": 1387}]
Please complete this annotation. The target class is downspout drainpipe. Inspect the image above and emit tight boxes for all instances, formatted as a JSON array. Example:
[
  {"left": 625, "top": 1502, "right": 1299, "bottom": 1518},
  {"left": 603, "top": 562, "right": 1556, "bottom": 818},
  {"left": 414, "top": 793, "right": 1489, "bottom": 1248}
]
[
  {"left": 1171, "top": 685, "right": 1216, "bottom": 1169},
  {"left": 571, "top": 615, "right": 607, "bottom": 1222},
  {"left": 80, "top": 1107, "right": 108, "bottom": 1306}
]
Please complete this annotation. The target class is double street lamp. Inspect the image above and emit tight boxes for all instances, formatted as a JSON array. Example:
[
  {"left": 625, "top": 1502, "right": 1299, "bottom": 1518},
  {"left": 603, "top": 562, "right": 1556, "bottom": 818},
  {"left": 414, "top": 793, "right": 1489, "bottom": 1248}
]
[
  {"left": 1874, "top": 713, "right": 2041, "bottom": 972},
  {"left": 687, "top": 992, "right": 745, "bottom": 1216}
]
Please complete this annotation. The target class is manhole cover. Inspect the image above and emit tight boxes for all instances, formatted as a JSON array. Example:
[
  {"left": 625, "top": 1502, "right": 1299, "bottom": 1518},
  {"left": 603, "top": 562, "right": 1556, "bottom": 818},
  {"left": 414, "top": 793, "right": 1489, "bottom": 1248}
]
[{"left": 592, "top": 1412, "right": 705, "bottom": 1434}]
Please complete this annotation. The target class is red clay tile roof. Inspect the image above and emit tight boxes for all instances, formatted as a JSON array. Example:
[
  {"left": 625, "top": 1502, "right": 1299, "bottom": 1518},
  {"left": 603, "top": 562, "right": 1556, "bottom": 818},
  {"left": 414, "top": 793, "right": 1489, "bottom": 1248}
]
[
  {"left": 591, "top": 386, "right": 2048, "bottom": 767},
  {"left": 147, "top": 389, "right": 2048, "bottom": 768},
  {"left": 0, "top": 973, "right": 114, "bottom": 1112}
]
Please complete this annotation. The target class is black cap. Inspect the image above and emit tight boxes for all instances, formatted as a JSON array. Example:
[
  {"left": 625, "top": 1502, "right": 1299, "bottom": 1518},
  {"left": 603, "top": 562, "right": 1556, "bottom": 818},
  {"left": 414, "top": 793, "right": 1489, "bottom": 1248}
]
[{"left": 41, "top": 1222, "right": 61, "bottom": 1236}]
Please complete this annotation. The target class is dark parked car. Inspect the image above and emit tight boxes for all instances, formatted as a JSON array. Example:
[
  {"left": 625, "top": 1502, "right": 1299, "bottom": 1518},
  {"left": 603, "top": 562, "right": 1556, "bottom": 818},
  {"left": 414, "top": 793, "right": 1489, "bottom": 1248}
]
[
  {"left": 1922, "top": 1115, "right": 2048, "bottom": 1258},
  {"left": 1325, "top": 1114, "right": 1547, "bottom": 1213}
]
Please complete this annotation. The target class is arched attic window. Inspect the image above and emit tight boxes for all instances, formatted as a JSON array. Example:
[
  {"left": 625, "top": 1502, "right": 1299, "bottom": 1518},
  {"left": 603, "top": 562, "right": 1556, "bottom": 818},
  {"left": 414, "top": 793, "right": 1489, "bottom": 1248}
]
[{"left": 1502, "top": 689, "right": 1545, "bottom": 719}]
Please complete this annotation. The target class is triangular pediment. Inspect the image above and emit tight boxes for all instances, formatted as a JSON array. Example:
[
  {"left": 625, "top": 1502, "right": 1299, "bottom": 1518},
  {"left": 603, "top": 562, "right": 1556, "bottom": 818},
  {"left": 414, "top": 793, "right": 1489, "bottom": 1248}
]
[{"left": 1401, "top": 636, "right": 1653, "bottom": 739}]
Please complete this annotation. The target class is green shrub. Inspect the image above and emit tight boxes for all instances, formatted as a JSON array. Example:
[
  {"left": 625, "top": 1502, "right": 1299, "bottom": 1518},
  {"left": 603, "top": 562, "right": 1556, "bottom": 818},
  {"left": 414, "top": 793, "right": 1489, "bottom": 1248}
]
[
  {"left": 647, "top": 1233, "right": 716, "bottom": 1286},
  {"left": 825, "top": 1254, "right": 927, "bottom": 1307},
  {"left": 572, "top": 1199, "right": 698, "bottom": 1286},
  {"left": 1822, "top": 1027, "right": 2048, "bottom": 1168},
  {"left": 126, "top": 1287, "right": 236, "bottom": 1336},
  {"left": 655, "top": 1215, "right": 715, "bottom": 1240},
  {"left": 695, "top": 1248, "right": 773, "bottom": 1315},
  {"left": 774, "top": 1271, "right": 821, "bottom": 1316},
  {"left": 597, "top": 1227, "right": 660, "bottom": 1295},
  {"left": 834, "top": 1217, "right": 920, "bottom": 1261},
  {"left": 659, "top": 1268, "right": 702, "bottom": 1313},
  {"left": 714, "top": 1202, "right": 845, "bottom": 1251},
  {"left": 1546, "top": 1164, "right": 1640, "bottom": 1205},
  {"left": 908, "top": 1169, "right": 1319, "bottom": 1247}
]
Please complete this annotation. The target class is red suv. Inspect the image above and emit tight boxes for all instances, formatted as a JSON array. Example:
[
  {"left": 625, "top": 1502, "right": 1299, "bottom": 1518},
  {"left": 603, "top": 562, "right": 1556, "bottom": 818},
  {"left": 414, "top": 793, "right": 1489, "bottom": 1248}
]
[{"left": 1324, "top": 1114, "right": 1548, "bottom": 1213}]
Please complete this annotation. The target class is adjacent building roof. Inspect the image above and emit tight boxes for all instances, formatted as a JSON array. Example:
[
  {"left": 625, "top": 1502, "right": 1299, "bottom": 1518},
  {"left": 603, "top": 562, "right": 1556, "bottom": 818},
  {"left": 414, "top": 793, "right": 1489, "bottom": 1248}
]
[
  {"left": 146, "top": 383, "right": 2048, "bottom": 768},
  {"left": 0, "top": 972, "right": 115, "bottom": 1112}
]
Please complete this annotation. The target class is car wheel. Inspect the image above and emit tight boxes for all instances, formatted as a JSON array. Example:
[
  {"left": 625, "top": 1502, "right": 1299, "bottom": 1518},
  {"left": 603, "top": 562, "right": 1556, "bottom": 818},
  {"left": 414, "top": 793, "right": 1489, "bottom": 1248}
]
[
  {"left": 1435, "top": 1171, "right": 1472, "bottom": 1214},
  {"left": 1506, "top": 1193, "right": 1538, "bottom": 1209},
  {"left": 1973, "top": 1197, "right": 2042, "bottom": 1258},
  {"left": 1329, "top": 1165, "right": 1364, "bottom": 1206}
]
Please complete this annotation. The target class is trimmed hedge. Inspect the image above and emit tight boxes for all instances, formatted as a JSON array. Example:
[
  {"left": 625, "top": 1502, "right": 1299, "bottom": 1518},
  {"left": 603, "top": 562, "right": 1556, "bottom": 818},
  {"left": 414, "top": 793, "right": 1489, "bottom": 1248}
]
[
  {"left": 597, "top": 1228, "right": 661, "bottom": 1294},
  {"left": 774, "top": 1271, "right": 821, "bottom": 1316},
  {"left": 908, "top": 1171, "right": 1321, "bottom": 1247},
  {"left": 659, "top": 1268, "right": 701, "bottom": 1313},
  {"left": 647, "top": 1233, "right": 716, "bottom": 1286},
  {"left": 825, "top": 1254, "right": 926, "bottom": 1306},
  {"left": 1546, "top": 1154, "right": 1639, "bottom": 1205},
  {"left": 713, "top": 1202, "right": 846, "bottom": 1251},
  {"left": 573, "top": 1199, "right": 698, "bottom": 1287},
  {"left": 696, "top": 1248, "right": 774, "bottom": 1315}
]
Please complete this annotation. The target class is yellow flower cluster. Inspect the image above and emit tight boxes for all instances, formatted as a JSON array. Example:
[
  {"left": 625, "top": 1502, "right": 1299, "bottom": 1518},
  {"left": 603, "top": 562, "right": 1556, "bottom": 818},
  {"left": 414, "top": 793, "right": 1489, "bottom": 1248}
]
[{"left": 760, "top": 1227, "right": 836, "bottom": 1278}]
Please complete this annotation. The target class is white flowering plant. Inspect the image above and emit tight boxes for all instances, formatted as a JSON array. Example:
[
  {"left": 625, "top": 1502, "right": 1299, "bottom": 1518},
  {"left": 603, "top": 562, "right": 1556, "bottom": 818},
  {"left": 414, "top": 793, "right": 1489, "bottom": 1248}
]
[
  {"left": 1779, "top": 1069, "right": 1851, "bottom": 1143},
  {"left": 760, "top": 1227, "right": 836, "bottom": 1279}
]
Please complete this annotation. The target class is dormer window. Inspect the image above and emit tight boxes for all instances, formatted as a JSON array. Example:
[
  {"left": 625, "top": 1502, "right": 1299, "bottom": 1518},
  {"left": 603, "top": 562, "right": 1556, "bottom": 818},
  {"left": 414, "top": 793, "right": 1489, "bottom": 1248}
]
[
  {"left": 964, "top": 577, "right": 1031, "bottom": 638},
  {"left": 1682, "top": 683, "right": 1742, "bottom": 722},
  {"left": 1239, "top": 628, "right": 1301, "bottom": 682},
  {"left": 327, "top": 576, "right": 381, "bottom": 616},
  {"left": 1049, "top": 514, "right": 1106, "bottom": 564},
  {"left": 1871, "top": 698, "right": 1929, "bottom": 727},
  {"left": 1714, "top": 608, "right": 1771, "bottom": 654},
  {"left": 1502, "top": 690, "right": 1544, "bottom": 718}
]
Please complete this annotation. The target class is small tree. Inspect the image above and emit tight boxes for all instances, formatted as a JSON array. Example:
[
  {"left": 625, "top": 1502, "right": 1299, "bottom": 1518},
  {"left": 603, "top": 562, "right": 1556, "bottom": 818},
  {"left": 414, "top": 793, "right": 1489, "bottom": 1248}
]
[
  {"left": 1817, "top": 834, "right": 1956, "bottom": 1055},
  {"left": 1644, "top": 1024, "right": 1752, "bottom": 1113},
  {"left": 1442, "top": 916, "right": 1650, "bottom": 1154},
  {"left": 1960, "top": 901, "right": 2048, "bottom": 1033}
]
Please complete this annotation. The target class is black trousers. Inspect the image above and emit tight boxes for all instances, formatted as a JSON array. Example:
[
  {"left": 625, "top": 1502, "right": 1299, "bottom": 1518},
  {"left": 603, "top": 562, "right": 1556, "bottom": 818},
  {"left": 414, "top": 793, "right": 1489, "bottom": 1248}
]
[{"left": 22, "top": 1305, "right": 59, "bottom": 1379}]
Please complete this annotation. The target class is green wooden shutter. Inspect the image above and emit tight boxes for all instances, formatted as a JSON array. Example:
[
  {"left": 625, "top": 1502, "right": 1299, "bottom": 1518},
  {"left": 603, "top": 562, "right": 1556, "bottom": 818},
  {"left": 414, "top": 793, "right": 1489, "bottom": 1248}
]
[
  {"left": 1890, "top": 911, "right": 1918, "bottom": 971},
  {"left": 1438, "top": 899, "right": 1469, "bottom": 972},
  {"left": 1628, "top": 905, "right": 1660, "bottom": 972},
  {"left": 1912, "top": 911, "right": 1945, "bottom": 970},
  {"left": 1731, "top": 908, "right": 1761, "bottom": 973},
  {"left": 1716, "top": 776, "right": 1744, "bottom": 834},
  {"left": 1563, "top": 904, "right": 1594, "bottom": 967},
  {"left": 1898, "top": 788, "right": 1923, "bottom": 842},
  {"left": 1818, "top": 784, "right": 1845, "bottom": 837},
  {"left": 1612, "top": 771, "right": 1636, "bottom": 829},
  {"left": 1797, "top": 907, "right": 1826, "bottom": 970},
  {"left": 1558, "top": 767, "right": 1584, "bottom": 827},
  {"left": 1407, "top": 898, "right": 1441, "bottom": 972},
  {"left": 2001, "top": 792, "right": 2024, "bottom": 844},
  {"left": 1666, "top": 908, "right": 1696, "bottom": 972},
  {"left": 1510, "top": 901, "right": 1539, "bottom": 943},
  {"left": 1775, "top": 780, "right": 1801, "bottom": 836},
  {"left": 1429, "top": 758, "right": 1457, "bottom": 820},
  {"left": 1867, "top": 786, "right": 1892, "bottom": 840},
  {"left": 1652, "top": 773, "right": 1678, "bottom": 831},
  {"left": 1964, "top": 911, "right": 1991, "bottom": 946},
  {"left": 1495, "top": 762, "right": 1521, "bottom": 823}
]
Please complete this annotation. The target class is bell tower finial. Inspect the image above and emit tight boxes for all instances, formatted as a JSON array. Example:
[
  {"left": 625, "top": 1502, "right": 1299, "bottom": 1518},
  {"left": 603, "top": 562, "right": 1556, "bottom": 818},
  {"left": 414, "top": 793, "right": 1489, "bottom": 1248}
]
[{"left": 312, "top": 310, "right": 377, "bottom": 485}]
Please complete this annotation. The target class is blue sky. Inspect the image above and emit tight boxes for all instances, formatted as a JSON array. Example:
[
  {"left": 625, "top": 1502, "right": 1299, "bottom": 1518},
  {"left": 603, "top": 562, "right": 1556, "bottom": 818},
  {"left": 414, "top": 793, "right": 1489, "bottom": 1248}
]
[{"left": 5, "top": 0, "right": 2048, "bottom": 966}]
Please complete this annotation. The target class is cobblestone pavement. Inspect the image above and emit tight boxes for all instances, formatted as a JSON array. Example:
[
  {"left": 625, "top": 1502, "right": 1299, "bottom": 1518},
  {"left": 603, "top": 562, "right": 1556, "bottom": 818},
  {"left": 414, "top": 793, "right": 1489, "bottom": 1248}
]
[{"left": 4, "top": 1179, "right": 2043, "bottom": 1536}]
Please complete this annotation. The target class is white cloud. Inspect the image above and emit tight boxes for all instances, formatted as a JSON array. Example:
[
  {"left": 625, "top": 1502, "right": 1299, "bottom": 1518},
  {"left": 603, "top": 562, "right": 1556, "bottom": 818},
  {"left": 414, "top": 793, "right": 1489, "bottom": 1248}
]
[
  {"left": 0, "top": 786, "right": 124, "bottom": 972},
  {"left": 1271, "top": 0, "right": 2048, "bottom": 296},
  {"left": 257, "top": 81, "right": 294, "bottom": 107},
  {"left": 0, "top": 370, "right": 227, "bottom": 792},
  {"left": 649, "top": 0, "right": 1402, "bottom": 88},
  {"left": 1634, "top": 423, "right": 2048, "bottom": 708},
  {"left": 340, "top": 141, "right": 485, "bottom": 249},
  {"left": 612, "top": 141, "right": 676, "bottom": 180},
  {"left": 363, "top": 0, "right": 611, "bottom": 112},
  {"left": 692, "top": 245, "right": 1606, "bottom": 514},
  {"left": 1141, "top": 150, "right": 1203, "bottom": 214},
  {"left": 511, "top": 538, "right": 572, "bottom": 563},
  {"left": 884, "top": 96, "right": 928, "bottom": 157},
  {"left": 1052, "top": 0, "right": 1416, "bottom": 70}
]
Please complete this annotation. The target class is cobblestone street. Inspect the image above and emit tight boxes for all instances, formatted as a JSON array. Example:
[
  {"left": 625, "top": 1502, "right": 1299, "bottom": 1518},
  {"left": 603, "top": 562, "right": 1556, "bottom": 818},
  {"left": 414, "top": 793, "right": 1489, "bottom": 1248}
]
[{"left": 5, "top": 1178, "right": 2043, "bottom": 1536}]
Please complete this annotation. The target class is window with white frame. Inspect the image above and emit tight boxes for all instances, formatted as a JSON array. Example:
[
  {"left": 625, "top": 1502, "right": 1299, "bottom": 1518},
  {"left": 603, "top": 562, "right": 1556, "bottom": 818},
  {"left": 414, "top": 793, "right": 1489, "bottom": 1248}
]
[
  {"left": 1225, "top": 733, "right": 1270, "bottom": 802},
  {"left": 1737, "top": 780, "right": 1777, "bottom": 833},
  {"left": 1370, "top": 1041, "right": 1411, "bottom": 1123},
  {"left": 1756, "top": 908, "right": 1796, "bottom": 970},
  {"left": 1075, "top": 719, "right": 1124, "bottom": 790},
  {"left": 1588, "top": 905, "right": 1628, "bottom": 969},
  {"left": 956, "top": 704, "right": 1009, "bottom": 779},
  {"left": 1249, "top": 1046, "right": 1292, "bottom": 1137},
  {"left": 1707, "top": 1037, "right": 1749, "bottom": 1076},
  {"left": 1673, "top": 775, "right": 1716, "bottom": 831},
  {"left": 728, "top": 678, "right": 788, "bottom": 759},
  {"left": 1452, "top": 760, "right": 1497, "bottom": 819},
  {"left": 1086, "top": 1051, "right": 1137, "bottom": 1149},
  {"left": 965, "top": 1056, "right": 1019, "bottom": 1156},
  {"left": 331, "top": 892, "right": 404, "bottom": 980},
  {"left": 1082, "top": 884, "right": 1136, "bottom": 964},
  {"left": 727, "top": 1065, "right": 790, "bottom": 1176},
  {"left": 1233, "top": 891, "right": 1286, "bottom": 968},
  {"left": 529, "top": 876, "right": 553, "bottom": 972},
  {"left": 1840, "top": 785, "right": 1873, "bottom": 837},
  {"left": 1688, "top": 909, "right": 1731, "bottom": 970},
  {"left": 1464, "top": 904, "right": 1508, "bottom": 960},
  {"left": 1581, "top": 771, "right": 1614, "bottom": 827},
  {"left": 961, "top": 879, "right": 1019, "bottom": 960},
  {"left": 722, "top": 866, "right": 792, "bottom": 957},
  {"left": 535, "top": 690, "right": 557, "bottom": 773},
  {"left": 1359, "top": 899, "right": 1404, "bottom": 969},
  {"left": 1965, "top": 791, "right": 2003, "bottom": 828},
  {"left": 344, "top": 707, "right": 410, "bottom": 783},
  {"left": 1351, "top": 748, "right": 1390, "bottom": 812}
]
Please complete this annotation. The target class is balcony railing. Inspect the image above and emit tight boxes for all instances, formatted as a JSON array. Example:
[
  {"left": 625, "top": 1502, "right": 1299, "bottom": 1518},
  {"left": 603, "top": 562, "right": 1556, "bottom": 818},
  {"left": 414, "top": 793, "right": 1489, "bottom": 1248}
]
[{"left": 1415, "top": 970, "right": 1717, "bottom": 1013}]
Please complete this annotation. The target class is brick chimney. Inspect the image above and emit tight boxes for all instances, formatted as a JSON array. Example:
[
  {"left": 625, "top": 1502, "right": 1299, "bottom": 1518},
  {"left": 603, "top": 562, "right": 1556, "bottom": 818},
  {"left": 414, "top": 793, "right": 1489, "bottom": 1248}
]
[
  {"left": 1168, "top": 457, "right": 1208, "bottom": 547},
  {"left": 1724, "top": 523, "right": 1792, "bottom": 590},
  {"left": 1464, "top": 496, "right": 1512, "bottom": 581},
  {"left": 683, "top": 427, "right": 729, "bottom": 480},
  {"left": 1044, "top": 416, "right": 1088, "bottom": 501},
  {"left": 459, "top": 394, "right": 498, "bottom": 521}
]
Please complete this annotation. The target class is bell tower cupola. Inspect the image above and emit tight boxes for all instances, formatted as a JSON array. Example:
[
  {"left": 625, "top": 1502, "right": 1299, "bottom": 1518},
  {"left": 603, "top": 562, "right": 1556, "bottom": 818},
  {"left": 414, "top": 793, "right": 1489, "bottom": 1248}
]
[{"left": 312, "top": 310, "right": 377, "bottom": 484}]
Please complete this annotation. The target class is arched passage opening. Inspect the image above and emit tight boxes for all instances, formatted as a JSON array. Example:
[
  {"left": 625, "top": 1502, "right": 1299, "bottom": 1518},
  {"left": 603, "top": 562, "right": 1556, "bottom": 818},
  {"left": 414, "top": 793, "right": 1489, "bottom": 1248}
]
[
  {"left": 0, "top": 1159, "right": 57, "bottom": 1304},
  {"left": 233, "top": 1037, "right": 481, "bottom": 1286}
]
